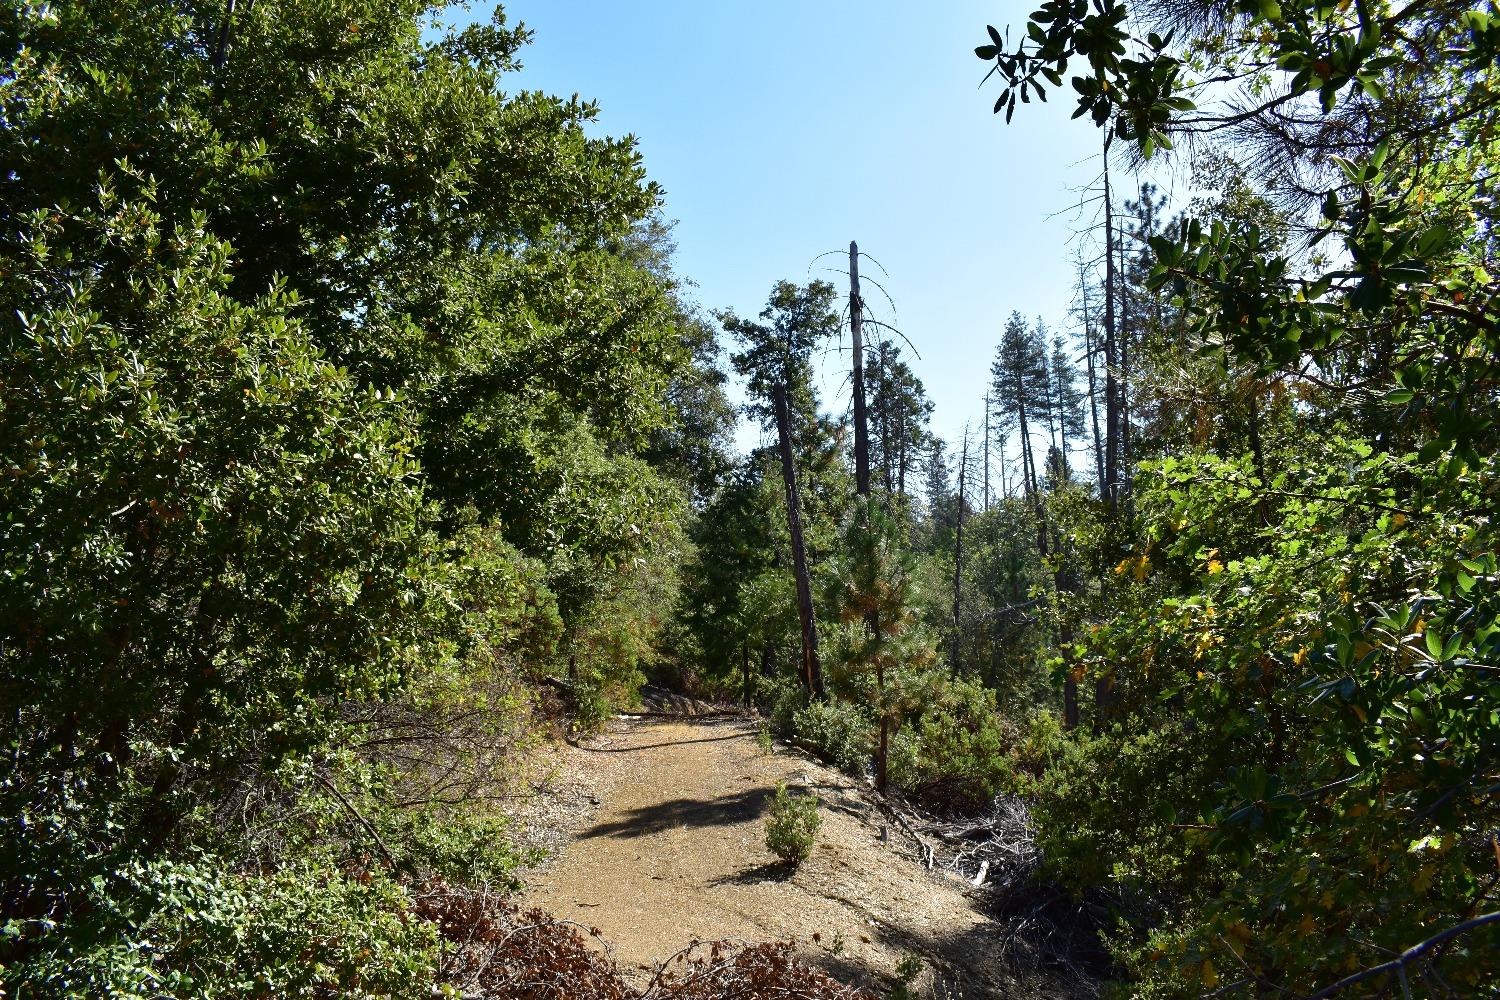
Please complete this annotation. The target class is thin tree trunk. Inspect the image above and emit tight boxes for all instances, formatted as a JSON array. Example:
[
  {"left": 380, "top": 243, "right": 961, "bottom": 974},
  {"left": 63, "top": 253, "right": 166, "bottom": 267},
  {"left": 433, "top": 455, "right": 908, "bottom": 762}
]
[
  {"left": 742, "top": 644, "right": 752, "bottom": 707},
  {"left": 1097, "top": 149, "right": 1121, "bottom": 720},
  {"left": 1017, "top": 396, "right": 1049, "bottom": 557},
  {"left": 951, "top": 428, "right": 969, "bottom": 672},
  {"left": 850, "top": 241, "right": 871, "bottom": 496},
  {"left": 983, "top": 394, "right": 991, "bottom": 513},
  {"left": 773, "top": 383, "right": 824, "bottom": 700},
  {"left": 1064, "top": 670, "right": 1080, "bottom": 729},
  {"left": 1119, "top": 232, "right": 1134, "bottom": 518},
  {"left": 896, "top": 406, "right": 908, "bottom": 497},
  {"left": 1103, "top": 140, "right": 1120, "bottom": 514},
  {"left": 996, "top": 419, "right": 1008, "bottom": 501},
  {"left": 1054, "top": 342, "right": 1071, "bottom": 479},
  {"left": 1080, "top": 260, "right": 1107, "bottom": 500}
]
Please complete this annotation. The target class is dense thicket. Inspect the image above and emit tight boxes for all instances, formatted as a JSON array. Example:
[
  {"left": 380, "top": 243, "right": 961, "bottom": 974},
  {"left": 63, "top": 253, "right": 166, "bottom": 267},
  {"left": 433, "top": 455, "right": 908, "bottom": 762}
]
[
  {"left": 960, "top": 1, "right": 1500, "bottom": 994},
  {"left": 0, "top": 2, "right": 728, "bottom": 993}
]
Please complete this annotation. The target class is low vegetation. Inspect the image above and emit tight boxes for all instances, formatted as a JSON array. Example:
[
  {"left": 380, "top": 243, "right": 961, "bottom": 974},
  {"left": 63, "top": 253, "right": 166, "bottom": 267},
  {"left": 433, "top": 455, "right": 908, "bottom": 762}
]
[{"left": 764, "top": 783, "right": 822, "bottom": 865}]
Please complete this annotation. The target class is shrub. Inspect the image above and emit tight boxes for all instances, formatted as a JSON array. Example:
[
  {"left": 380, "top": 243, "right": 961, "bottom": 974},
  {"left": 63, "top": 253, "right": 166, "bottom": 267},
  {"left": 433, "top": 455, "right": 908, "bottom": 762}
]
[
  {"left": 8, "top": 858, "right": 440, "bottom": 999},
  {"left": 758, "top": 673, "right": 807, "bottom": 734},
  {"left": 791, "top": 699, "right": 871, "bottom": 775},
  {"left": 756, "top": 722, "right": 775, "bottom": 754},
  {"left": 890, "top": 952, "right": 925, "bottom": 1000},
  {"left": 764, "top": 783, "right": 821, "bottom": 864},
  {"left": 887, "top": 678, "right": 1015, "bottom": 813}
]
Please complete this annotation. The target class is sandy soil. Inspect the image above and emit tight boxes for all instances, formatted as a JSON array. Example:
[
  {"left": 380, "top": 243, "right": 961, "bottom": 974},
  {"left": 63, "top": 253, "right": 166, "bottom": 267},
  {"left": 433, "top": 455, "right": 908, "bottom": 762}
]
[{"left": 517, "top": 715, "right": 1056, "bottom": 998}]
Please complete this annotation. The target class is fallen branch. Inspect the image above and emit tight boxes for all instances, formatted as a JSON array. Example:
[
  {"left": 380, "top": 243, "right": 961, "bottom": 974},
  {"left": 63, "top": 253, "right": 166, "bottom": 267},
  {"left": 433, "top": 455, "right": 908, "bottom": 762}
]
[{"left": 875, "top": 796, "right": 936, "bottom": 870}]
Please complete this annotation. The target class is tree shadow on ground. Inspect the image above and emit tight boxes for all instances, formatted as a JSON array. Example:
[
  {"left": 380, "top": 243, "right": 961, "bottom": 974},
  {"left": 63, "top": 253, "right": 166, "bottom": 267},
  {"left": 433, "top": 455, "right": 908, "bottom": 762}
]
[
  {"left": 789, "top": 881, "right": 1106, "bottom": 1000},
  {"left": 706, "top": 859, "right": 797, "bottom": 886},
  {"left": 579, "top": 787, "right": 771, "bottom": 839},
  {"left": 576, "top": 731, "right": 752, "bottom": 754}
]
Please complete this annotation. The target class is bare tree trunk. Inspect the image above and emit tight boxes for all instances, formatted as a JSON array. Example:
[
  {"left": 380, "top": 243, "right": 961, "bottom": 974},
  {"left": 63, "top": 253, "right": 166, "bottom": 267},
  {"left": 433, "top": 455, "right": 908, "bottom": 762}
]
[
  {"left": 774, "top": 383, "right": 824, "bottom": 700},
  {"left": 1096, "top": 151, "right": 1122, "bottom": 721},
  {"left": 951, "top": 427, "right": 969, "bottom": 672},
  {"left": 1079, "top": 257, "right": 1107, "bottom": 500},
  {"left": 849, "top": 241, "right": 871, "bottom": 497},
  {"left": 1103, "top": 139, "right": 1120, "bottom": 514},
  {"left": 983, "top": 393, "right": 991, "bottom": 513}
]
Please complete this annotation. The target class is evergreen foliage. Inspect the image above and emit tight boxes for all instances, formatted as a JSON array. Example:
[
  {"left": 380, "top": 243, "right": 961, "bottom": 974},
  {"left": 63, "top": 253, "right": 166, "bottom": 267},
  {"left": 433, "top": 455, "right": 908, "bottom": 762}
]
[{"left": 764, "top": 783, "right": 821, "bottom": 865}]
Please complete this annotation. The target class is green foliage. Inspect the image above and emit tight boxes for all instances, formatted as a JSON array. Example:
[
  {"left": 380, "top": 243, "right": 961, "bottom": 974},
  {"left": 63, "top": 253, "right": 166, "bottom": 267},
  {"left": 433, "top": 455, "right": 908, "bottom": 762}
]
[
  {"left": 8, "top": 858, "right": 438, "bottom": 1000},
  {"left": 758, "top": 673, "right": 809, "bottom": 735},
  {"left": 792, "top": 699, "right": 872, "bottom": 776},
  {"left": 887, "top": 678, "right": 1016, "bottom": 814},
  {"left": 889, "top": 952, "right": 925, "bottom": 1000},
  {"left": 764, "top": 783, "right": 821, "bottom": 865},
  {"left": 0, "top": 1, "right": 701, "bottom": 992},
  {"left": 721, "top": 281, "right": 843, "bottom": 426},
  {"left": 823, "top": 495, "right": 943, "bottom": 787},
  {"left": 757, "top": 722, "right": 776, "bottom": 754},
  {"left": 977, "top": 0, "right": 1500, "bottom": 992}
]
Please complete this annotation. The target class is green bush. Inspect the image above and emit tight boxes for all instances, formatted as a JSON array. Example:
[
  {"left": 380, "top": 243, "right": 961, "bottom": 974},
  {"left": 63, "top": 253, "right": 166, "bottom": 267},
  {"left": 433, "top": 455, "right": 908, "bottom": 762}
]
[
  {"left": 756, "top": 721, "right": 775, "bottom": 754},
  {"left": 757, "top": 673, "right": 808, "bottom": 734},
  {"left": 887, "top": 677, "right": 1014, "bottom": 813},
  {"left": 7, "top": 857, "right": 439, "bottom": 999},
  {"left": 792, "top": 699, "right": 871, "bottom": 775},
  {"left": 764, "top": 783, "right": 821, "bottom": 864}
]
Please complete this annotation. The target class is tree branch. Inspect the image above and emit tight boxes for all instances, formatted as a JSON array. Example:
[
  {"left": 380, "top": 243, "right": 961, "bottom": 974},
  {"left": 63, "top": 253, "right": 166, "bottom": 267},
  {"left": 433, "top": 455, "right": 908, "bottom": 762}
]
[{"left": 1303, "top": 911, "right": 1500, "bottom": 999}]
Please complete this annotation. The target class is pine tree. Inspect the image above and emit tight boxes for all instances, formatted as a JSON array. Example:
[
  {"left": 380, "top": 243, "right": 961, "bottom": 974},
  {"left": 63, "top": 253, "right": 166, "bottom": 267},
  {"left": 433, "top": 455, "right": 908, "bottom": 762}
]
[
  {"left": 990, "top": 313, "right": 1051, "bottom": 554},
  {"left": 990, "top": 312, "right": 1049, "bottom": 502},
  {"left": 827, "top": 497, "right": 939, "bottom": 794},
  {"left": 1048, "top": 332, "right": 1088, "bottom": 483},
  {"left": 865, "top": 341, "right": 934, "bottom": 504}
]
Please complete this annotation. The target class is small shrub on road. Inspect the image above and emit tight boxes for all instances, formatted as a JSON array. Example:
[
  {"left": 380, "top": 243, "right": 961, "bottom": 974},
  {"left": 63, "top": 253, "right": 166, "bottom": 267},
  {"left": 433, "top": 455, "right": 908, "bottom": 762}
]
[{"left": 764, "top": 783, "right": 820, "bottom": 863}]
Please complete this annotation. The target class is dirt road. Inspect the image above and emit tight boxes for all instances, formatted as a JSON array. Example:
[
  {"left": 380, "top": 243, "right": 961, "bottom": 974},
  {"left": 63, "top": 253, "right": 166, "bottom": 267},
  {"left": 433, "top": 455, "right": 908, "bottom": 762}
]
[{"left": 518, "top": 715, "right": 1048, "bottom": 998}]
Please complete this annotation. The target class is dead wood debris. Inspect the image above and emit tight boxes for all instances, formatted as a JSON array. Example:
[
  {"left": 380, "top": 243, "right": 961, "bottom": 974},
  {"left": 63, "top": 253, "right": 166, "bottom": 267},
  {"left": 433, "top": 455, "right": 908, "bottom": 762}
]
[
  {"left": 873, "top": 792, "right": 1106, "bottom": 991},
  {"left": 412, "top": 879, "right": 873, "bottom": 1000}
]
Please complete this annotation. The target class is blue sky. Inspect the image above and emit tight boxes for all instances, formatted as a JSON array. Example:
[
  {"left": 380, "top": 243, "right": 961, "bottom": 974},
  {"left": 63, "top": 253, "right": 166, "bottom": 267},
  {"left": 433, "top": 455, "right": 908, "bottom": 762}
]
[{"left": 460, "top": 1, "right": 1146, "bottom": 482}]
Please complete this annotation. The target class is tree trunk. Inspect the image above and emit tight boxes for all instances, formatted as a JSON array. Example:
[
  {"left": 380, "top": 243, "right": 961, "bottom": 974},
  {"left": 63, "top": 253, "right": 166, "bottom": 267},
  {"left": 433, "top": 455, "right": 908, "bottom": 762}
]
[
  {"left": 849, "top": 241, "right": 871, "bottom": 497},
  {"left": 774, "top": 382, "right": 824, "bottom": 700},
  {"left": 951, "top": 428, "right": 969, "bottom": 672},
  {"left": 983, "top": 393, "right": 991, "bottom": 513},
  {"left": 742, "top": 644, "right": 752, "bottom": 707},
  {"left": 1102, "top": 141, "right": 1120, "bottom": 513},
  {"left": 1079, "top": 258, "right": 1107, "bottom": 501},
  {"left": 1016, "top": 396, "right": 1049, "bottom": 557},
  {"left": 1119, "top": 230, "right": 1134, "bottom": 518},
  {"left": 896, "top": 406, "right": 908, "bottom": 497}
]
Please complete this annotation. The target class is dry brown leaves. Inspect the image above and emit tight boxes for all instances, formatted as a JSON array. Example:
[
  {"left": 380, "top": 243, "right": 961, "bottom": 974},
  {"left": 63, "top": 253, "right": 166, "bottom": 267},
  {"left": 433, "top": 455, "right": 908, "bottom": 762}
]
[{"left": 412, "top": 880, "right": 873, "bottom": 1000}]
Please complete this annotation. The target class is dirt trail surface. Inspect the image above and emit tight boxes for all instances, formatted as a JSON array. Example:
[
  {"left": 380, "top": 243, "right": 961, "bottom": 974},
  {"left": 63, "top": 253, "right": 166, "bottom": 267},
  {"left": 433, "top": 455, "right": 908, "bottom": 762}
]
[{"left": 517, "top": 715, "right": 1052, "bottom": 998}]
